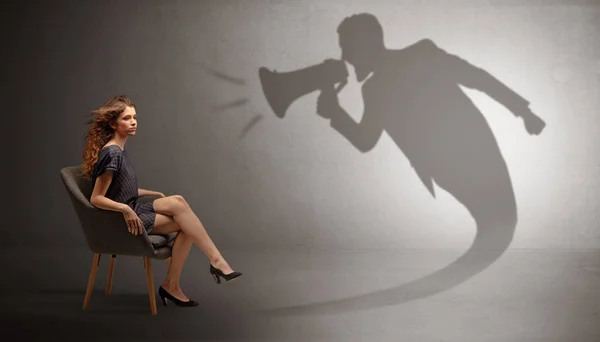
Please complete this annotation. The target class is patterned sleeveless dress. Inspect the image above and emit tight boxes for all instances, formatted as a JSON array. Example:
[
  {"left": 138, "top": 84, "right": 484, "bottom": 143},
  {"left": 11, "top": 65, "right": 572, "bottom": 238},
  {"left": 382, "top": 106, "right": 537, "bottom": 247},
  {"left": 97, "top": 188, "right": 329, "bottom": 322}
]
[{"left": 91, "top": 145, "right": 156, "bottom": 233}]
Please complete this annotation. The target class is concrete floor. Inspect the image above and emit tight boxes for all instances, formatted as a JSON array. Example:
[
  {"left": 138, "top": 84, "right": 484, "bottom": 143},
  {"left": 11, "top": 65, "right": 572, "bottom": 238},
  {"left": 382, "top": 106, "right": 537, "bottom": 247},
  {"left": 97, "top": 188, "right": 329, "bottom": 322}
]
[{"left": 2, "top": 247, "right": 599, "bottom": 341}]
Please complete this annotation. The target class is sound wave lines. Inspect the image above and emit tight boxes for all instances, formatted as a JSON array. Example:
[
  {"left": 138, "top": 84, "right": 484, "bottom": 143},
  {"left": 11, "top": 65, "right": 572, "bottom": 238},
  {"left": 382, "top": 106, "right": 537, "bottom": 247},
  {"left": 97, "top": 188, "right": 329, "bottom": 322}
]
[{"left": 202, "top": 63, "right": 263, "bottom": 140}]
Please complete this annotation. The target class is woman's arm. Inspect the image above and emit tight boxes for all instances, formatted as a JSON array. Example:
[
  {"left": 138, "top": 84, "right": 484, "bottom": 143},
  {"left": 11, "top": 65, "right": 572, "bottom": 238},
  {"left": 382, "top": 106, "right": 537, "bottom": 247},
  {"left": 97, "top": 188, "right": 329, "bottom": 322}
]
[
  {"left": 138, "top": 188, "right": 165, "bottom": 197},
  {"left": 90, "top": 171, "right": 129, "bottom": 212},
  {"left": 90, "top": 171, "right": 145, "bottom": 235}
]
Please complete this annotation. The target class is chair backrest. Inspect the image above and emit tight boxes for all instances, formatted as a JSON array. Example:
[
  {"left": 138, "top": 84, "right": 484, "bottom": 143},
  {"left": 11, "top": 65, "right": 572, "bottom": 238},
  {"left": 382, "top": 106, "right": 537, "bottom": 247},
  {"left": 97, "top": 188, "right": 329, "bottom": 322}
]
[
  {"left": 60, "top": 165, "right": 155, "bottom": 256},
  {"left": 60, "top": 165, "right": 95, "bottom": 209}
]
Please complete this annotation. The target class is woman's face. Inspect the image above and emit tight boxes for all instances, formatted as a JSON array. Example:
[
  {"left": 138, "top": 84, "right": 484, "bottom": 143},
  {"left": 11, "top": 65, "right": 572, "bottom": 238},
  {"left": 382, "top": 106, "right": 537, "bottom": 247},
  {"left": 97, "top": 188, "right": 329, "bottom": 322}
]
[{"left": 112, "top": 106, "right": 137, "bottom": 136}]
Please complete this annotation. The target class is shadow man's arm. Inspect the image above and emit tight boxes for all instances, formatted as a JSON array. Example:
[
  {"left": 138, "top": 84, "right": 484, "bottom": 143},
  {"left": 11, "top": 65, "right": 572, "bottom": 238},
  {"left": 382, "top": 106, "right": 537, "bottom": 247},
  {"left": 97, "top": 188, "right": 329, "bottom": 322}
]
[
  {"left": 424, "top": 39, "right": 532, "bottom": 117},
  {"left": 318, "top": 87, "right": 383, "bottom": 153}
]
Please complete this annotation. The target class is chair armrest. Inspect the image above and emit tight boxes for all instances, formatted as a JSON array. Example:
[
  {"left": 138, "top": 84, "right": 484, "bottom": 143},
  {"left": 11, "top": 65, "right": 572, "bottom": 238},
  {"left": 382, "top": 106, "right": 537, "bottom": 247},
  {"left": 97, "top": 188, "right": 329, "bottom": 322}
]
[{"left": 80, "top": 207, "right": 156, "bottom": 257}]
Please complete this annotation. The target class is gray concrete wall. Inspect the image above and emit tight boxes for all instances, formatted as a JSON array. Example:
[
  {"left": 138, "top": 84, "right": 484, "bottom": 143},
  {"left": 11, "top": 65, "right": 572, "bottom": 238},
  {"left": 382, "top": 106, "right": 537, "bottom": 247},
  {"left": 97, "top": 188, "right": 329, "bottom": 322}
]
[{"left": 6, "top": 0, "right": 600, "bottom": 253}]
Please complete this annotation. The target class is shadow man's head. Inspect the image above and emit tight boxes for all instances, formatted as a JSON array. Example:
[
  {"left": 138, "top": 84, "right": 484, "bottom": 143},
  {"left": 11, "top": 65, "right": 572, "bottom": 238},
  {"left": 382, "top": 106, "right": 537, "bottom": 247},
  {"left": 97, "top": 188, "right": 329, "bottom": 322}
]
[{"left": 337, "top": 13, "right": 385, "bottom": 82}]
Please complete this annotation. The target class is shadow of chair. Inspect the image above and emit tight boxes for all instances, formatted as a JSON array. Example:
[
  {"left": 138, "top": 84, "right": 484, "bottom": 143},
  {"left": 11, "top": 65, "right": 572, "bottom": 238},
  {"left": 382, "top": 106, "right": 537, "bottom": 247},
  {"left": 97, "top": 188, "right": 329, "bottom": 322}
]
[{"left": 60, "top": 165, "right": 177, "bottom": 315}]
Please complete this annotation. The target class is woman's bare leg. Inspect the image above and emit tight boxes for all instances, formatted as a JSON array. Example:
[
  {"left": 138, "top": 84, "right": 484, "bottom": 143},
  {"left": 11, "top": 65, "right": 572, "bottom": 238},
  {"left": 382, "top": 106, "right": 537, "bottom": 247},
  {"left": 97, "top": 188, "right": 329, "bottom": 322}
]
[
  {"left": 153, "top": 195, "right": 234, "bottom": 274},
  {"left": 151, "top": 214, "right": 193, "bottom": 301}
]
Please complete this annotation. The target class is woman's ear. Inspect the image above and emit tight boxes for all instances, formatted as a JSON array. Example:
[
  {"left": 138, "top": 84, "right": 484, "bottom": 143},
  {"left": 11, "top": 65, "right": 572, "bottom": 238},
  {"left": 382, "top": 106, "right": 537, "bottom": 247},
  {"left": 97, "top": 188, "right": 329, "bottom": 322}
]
[{"left": 109, "top": 116, "right": 118, "bottom": 129}]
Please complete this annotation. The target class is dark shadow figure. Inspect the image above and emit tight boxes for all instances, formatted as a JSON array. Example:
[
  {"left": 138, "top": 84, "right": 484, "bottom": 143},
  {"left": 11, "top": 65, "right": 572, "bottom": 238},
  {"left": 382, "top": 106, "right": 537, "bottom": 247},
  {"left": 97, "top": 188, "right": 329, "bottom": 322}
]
[{"left": 259, "top": 13, "right": 546, "bottom": 316}]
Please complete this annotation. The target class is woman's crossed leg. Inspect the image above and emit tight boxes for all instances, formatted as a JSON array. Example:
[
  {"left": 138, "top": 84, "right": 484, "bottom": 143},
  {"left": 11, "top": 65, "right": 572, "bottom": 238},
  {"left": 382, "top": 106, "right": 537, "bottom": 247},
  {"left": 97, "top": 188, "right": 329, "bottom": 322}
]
[{"left": 150, "top": 195, "right": 237, "bottom": 301}]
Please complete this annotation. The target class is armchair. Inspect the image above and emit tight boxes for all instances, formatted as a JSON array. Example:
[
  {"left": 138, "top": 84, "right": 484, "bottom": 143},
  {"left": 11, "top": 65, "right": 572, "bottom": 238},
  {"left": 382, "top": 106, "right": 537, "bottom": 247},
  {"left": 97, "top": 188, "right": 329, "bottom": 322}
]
[{"left": 60, "top": 165, "right": 177, "bottom": 315}]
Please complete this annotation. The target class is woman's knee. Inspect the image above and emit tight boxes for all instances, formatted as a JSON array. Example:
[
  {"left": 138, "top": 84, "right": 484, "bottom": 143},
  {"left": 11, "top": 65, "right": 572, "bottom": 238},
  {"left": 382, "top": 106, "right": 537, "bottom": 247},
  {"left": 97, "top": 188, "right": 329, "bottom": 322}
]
[
  {"left": 169, "top": 194, "right": 190, "bottom": 212},
  {"left": 170, "top": 194, "right": 186, "bottom": 203},
  {"left": 154, "top": 194, "right": 190, "bottom": 216}
]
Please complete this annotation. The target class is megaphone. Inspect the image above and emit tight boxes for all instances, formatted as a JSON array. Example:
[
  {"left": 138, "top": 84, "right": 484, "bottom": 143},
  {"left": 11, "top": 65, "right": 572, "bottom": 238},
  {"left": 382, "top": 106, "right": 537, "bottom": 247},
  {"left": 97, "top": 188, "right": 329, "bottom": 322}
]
[{"left": 259, "top": 59, "right": 348, "bottom": 118}]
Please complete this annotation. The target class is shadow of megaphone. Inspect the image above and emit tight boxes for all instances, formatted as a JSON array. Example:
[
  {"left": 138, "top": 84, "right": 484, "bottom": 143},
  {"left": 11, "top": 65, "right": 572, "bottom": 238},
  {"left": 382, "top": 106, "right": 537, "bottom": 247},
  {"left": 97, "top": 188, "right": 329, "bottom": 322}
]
[{"left": 259, "top": 59, "right": 349, "bottom": 118}]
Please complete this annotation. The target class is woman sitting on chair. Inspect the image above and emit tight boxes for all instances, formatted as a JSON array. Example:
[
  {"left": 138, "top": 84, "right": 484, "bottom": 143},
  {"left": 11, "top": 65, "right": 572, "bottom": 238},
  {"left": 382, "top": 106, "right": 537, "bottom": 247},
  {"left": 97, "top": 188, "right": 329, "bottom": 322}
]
[{"left": 81, "top": 95, "right": 242, "bottom": 307}]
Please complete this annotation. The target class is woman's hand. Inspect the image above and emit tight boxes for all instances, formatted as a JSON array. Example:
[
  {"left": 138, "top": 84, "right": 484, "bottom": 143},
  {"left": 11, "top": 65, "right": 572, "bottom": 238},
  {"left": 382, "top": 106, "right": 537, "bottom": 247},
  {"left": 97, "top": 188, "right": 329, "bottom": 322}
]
[{"left": 121, "top": 206, "right": 144, "bottom": 235}]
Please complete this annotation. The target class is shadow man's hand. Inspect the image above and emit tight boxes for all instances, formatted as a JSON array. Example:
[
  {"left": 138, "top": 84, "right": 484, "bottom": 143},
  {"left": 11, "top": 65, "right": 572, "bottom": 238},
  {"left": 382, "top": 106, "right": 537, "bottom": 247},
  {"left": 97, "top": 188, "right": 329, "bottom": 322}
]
[
  {"left": 520, "top": 108, "right": 546, "bottom": 135},
  {"left": 317, "top": 86, "right": 341, "bottom": 120}
]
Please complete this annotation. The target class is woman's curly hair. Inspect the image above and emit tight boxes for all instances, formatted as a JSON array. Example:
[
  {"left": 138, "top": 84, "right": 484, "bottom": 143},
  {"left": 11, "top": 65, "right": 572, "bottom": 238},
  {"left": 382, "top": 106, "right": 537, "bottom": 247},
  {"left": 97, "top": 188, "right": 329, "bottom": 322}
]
[{"left": 81, "top": 95, "right": 136, "bottom": 179}]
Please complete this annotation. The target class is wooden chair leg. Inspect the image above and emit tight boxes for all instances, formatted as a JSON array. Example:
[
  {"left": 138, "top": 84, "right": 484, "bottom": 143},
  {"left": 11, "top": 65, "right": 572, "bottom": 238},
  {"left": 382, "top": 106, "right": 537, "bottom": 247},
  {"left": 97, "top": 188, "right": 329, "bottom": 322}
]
[
  {"left": 83, "top": 253, "right": 101, "bottom": 310},
  {"left": 143, "top": 256, "right": 158, "bottom": 315},
  {"left": 106, "top": 255, "right": 116, "bottom": 295}
]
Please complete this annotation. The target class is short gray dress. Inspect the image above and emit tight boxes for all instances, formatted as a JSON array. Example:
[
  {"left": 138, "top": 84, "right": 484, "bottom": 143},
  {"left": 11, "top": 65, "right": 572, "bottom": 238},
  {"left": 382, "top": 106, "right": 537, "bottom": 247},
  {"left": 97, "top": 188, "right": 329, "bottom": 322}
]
[{"left": 91, "top": 145, "right": 156, "bottom": 233}]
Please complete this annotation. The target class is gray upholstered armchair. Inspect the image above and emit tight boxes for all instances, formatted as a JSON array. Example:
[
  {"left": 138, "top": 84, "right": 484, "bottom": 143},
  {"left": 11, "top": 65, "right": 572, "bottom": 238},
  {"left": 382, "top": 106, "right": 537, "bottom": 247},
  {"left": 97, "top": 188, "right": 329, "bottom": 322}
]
[{"left": 60, "top": 165, "right": 177, "bottom": 315}]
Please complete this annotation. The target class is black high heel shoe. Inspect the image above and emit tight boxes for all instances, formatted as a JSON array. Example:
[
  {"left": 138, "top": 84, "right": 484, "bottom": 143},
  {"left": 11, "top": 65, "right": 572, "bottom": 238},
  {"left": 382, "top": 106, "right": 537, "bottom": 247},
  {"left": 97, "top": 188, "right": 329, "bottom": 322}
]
[
  {"left": 209, "top": 264, "right": 243, "bottom": 284},
  {"left": 158, "top": 286, "right": 199, "bottom": 307}
]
